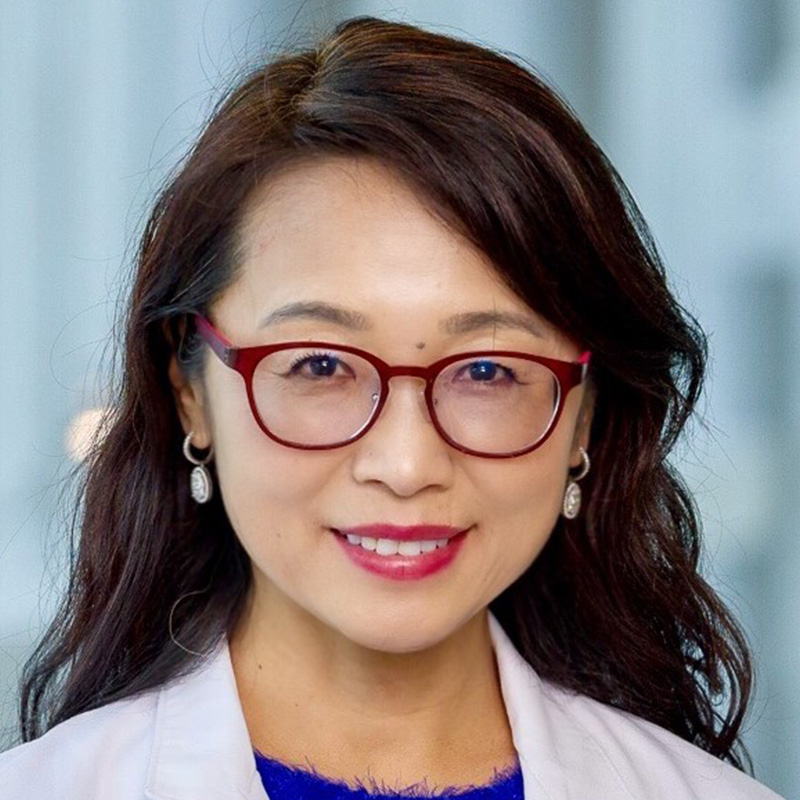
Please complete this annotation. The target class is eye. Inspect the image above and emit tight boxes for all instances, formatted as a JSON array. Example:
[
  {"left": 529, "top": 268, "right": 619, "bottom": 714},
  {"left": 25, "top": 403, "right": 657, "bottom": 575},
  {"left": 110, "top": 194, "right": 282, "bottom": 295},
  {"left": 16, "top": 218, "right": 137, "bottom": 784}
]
[
  {"left": 287, "top": 351, "right": 351, "bottom": 378},
  {"left": 458, "top": 359, "right": 518, "bottom": 383}
]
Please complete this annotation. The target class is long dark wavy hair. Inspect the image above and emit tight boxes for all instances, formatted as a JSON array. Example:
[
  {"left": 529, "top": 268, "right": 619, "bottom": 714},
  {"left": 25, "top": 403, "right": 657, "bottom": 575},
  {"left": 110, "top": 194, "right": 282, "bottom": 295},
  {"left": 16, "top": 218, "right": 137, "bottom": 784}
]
[{"left": 18, "top": 15, "right": 754, "bottom": 772}]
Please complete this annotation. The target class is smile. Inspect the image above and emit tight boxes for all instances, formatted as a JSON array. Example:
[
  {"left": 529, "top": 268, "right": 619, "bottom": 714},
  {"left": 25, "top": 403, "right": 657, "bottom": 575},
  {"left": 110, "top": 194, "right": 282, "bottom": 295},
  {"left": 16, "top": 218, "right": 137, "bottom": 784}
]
[
  {"left": 330, "top": 528, "right": 469, "bottom": 581},
  {"left": 342, "top": 534, "right": 450, "bottom": 556}
]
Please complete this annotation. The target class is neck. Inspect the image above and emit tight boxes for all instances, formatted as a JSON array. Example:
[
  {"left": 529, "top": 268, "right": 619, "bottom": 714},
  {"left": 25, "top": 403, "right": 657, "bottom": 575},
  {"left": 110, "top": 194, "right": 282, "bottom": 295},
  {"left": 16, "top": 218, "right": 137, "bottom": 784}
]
[{"left": 228, "top": 582, "right": 516, "bottom": 788}]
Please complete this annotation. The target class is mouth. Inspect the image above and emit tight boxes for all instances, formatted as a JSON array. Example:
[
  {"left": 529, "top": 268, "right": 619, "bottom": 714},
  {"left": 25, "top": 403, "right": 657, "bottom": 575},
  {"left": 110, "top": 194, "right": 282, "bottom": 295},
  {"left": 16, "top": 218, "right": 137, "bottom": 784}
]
[
  {"left": 331, "top": 531, "right": 453, "bottom": 557},
  {"left": 329, "top": 526, "right": 470, "bottom": 580}
]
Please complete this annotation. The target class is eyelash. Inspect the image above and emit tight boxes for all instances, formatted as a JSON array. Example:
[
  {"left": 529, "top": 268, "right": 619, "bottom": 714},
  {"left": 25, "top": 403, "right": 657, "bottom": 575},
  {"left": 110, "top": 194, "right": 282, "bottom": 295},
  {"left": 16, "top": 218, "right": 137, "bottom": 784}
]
[
  {"left": 288, "top": 351, "right": 341, "bottom": 373},
  {"left": 286, "top": 352, "right": 521, "bottom": 385}
]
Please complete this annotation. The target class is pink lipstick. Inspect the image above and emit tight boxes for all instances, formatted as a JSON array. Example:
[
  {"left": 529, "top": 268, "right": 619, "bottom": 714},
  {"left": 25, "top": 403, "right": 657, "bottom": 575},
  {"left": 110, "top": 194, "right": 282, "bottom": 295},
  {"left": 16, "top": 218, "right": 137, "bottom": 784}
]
[{"left": 330, "top": 524, "right": 470, "bottom": 581}]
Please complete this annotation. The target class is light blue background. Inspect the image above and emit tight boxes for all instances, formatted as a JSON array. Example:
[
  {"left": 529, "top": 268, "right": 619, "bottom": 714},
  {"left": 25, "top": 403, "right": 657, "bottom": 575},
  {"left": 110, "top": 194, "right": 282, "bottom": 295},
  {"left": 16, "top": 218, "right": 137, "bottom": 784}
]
[{"left": 1, "top": 2, "right": 797, "bottom": 797}]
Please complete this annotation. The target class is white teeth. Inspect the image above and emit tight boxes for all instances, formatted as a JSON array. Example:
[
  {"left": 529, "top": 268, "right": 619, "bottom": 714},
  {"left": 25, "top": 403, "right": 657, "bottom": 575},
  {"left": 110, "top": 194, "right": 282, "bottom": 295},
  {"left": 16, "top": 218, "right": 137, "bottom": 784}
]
[
  {"left": 397, "top": 540, "right": 422, "bottom": 556},
  {"left": 340, "top": 532, "right": 450, "bottom": 557},
  {"left": 376, "top": 538, "right": 399, "bottom": 555}
]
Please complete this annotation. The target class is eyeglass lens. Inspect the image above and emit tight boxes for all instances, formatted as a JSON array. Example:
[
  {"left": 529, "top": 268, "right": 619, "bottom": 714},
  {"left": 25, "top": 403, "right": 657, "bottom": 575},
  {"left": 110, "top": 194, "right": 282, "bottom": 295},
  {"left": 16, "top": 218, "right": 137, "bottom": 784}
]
[{"left": 251, "top": 347, "right": 560, "bottom": 455}]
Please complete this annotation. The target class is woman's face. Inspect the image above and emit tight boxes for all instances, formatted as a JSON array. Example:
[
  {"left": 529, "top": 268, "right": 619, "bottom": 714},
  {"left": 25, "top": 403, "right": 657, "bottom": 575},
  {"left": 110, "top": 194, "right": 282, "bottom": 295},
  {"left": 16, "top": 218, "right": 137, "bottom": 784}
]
[{"left": 173, "top": 157, "right": 592, "bottom": 654}]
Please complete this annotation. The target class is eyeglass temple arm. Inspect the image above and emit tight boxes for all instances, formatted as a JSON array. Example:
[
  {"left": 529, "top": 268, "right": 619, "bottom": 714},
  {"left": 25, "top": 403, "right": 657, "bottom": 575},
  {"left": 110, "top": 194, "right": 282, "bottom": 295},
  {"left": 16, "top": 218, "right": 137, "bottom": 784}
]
[
  {"left": 193, "top": 314, "right": 237, "bottom": 368},
  {"left": 577, "top": 351, "right": 591, "bottom": 381}
]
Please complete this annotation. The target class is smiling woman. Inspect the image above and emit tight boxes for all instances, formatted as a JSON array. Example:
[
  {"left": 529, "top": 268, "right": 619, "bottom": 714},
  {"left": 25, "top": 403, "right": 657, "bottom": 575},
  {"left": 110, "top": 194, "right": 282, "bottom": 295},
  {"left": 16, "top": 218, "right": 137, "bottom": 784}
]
[{"left": 0, "top": 14, "right": 785, "bottom": 800}]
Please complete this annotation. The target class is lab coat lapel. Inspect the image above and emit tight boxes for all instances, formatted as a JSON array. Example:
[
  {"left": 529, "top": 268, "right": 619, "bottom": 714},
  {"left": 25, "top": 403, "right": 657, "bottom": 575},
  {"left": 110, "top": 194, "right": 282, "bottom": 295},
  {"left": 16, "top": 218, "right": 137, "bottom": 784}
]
[
  {"left": 488, "top": 612, "right": 630, "bottom": 799},
  {"left": 146, "top": 637, "right": 268, "bottom": 800}
]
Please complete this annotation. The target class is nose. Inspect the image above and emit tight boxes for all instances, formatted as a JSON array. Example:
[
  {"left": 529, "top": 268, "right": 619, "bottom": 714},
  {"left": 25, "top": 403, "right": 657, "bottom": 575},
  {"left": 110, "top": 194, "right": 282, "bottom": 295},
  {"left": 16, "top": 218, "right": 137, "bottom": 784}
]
[{"left": 349, "top": 376, "right": 454, "bottom": 497}]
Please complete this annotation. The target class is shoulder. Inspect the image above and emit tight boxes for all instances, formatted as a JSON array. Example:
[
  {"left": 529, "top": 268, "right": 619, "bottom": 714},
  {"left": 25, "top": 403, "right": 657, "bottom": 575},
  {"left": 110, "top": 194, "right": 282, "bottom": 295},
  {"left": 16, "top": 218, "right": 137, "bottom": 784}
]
[
  {"left": 489, "top": 614, "right": 781, "bottom": 800},
  {"left": 0, "top": 690, "right": 158, "bottom": 800},
  {"left": 539, "top": 681, "right": 784, "bottom": 800},
  {"left": 488, "top": 612, "right": 786, "bottom": 799}
]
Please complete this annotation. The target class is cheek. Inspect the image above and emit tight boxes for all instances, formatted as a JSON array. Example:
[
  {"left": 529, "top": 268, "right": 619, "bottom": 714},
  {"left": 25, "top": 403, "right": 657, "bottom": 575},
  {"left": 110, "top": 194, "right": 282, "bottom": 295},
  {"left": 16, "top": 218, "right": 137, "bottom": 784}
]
[
  {"left": 480, "top": 420, "right": 573, "bottom": 510},
  {"left": 479, "top": 459, "right": 564, "bottom": 533},
  {"left": 467, "top": 436, "right": 572, "bottom": 567},
  {"left": 204, "top": 374, "right": 337, "bottom": 558}
]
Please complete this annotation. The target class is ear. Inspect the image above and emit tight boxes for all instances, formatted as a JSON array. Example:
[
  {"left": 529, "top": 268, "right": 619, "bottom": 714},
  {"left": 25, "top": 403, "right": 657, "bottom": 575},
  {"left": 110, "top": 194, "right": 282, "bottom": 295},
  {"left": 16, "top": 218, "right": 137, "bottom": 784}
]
[
  {"left": 168, "top": 354, "right": 212, "bottom": 450},
  {"left": 569, "top": 383, "right": 595, "bottom": 469}
]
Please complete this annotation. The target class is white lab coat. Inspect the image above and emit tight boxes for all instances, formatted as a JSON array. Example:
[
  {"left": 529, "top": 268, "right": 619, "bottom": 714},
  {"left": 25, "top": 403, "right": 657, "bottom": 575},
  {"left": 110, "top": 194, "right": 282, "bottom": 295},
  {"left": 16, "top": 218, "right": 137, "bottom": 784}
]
[{"left": 0, "top": 613, "right": 785, "bottom": 799}]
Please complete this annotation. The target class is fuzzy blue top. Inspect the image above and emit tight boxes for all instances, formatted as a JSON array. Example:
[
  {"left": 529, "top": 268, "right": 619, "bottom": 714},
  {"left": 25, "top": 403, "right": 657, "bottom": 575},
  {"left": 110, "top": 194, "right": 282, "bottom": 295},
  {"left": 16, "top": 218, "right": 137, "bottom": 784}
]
[{"left": 254, "top": 750, "right": 524, "bottom": 799}]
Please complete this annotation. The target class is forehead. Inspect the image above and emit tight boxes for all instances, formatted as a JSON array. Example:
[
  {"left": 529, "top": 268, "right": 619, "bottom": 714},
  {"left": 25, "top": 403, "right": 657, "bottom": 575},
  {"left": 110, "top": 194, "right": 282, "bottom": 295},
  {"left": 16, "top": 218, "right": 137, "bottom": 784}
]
[
  {"left": 236, "top": 156, "right": 486, "bottom": 280},
  {"left": 219, "top": 157, "right": 567, "bottom": 350}
]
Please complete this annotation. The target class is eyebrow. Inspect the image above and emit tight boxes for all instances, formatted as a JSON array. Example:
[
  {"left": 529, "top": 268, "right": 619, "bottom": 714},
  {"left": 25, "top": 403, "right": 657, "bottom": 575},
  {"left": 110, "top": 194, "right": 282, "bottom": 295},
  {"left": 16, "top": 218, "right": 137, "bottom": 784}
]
[{"left": 259, "top": 301, "right": 543, "bottom": 339}]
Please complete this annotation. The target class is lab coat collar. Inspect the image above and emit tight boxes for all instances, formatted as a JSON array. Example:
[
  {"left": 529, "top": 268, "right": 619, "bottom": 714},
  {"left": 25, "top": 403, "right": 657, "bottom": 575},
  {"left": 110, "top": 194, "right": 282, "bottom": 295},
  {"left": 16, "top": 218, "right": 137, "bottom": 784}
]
[
  {"left": 146, "top": 634, "right": 268, "bottom": 800},
  {"left": 145, "top": 612, "right": 608, "bottom": 800}
]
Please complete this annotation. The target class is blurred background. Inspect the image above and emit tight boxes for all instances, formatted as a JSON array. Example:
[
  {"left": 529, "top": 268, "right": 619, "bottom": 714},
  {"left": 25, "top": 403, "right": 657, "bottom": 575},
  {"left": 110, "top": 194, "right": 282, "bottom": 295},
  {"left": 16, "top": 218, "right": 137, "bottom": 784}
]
[{"left": 0, "top": 1, "right": 797, "bottom": 796}]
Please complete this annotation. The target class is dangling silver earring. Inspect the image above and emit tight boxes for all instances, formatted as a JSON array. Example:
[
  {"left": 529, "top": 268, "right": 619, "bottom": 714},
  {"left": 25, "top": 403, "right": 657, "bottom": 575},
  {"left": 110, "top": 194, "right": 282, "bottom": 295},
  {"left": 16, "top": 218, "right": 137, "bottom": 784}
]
[
  {"left": 562, "top": 447, "right": 590, "bottom": 519},
  {"left": 183, "top": 432, "right": 214, "bottom": 504}
]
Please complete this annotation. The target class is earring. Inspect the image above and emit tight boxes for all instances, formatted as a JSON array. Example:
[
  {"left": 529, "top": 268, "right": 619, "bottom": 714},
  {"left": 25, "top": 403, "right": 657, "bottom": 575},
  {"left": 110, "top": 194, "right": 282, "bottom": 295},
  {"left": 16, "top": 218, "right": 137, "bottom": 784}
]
[
  {"left": 183, "top": 432, "right": 214, "bottom": 504},
  {"left": 562, "top": 447, "right": 590, "bottom": 519}
]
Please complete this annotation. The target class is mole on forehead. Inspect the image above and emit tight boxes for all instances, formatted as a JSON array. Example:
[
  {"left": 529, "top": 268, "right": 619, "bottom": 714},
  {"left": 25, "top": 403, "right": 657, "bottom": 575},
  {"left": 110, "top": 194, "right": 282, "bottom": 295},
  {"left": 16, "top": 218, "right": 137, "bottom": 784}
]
[{"left": 416, "top": 342, "right": 426, "bottom": 350}]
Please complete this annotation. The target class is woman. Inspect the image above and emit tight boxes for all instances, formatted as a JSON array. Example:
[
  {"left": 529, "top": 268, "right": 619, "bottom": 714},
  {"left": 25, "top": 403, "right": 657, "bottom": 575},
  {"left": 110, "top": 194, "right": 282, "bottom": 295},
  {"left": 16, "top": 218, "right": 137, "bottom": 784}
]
[{"left": 0, "top": 15, "right": 785, "bottom": 800}]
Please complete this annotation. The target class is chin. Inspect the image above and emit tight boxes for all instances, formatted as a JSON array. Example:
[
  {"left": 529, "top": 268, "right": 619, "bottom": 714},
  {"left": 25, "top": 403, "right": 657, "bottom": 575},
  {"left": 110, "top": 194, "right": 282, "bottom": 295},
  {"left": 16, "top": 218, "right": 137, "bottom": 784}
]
[{"left": 327, "top": 606, "right": 470, "bottom": 655}]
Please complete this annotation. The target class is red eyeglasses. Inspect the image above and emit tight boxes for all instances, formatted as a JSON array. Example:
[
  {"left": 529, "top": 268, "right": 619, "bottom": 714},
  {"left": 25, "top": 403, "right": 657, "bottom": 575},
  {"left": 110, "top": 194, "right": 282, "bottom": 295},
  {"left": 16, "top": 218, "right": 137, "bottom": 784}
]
[{"left": 192, "top": 314, "right": 590, "bottom": 459}]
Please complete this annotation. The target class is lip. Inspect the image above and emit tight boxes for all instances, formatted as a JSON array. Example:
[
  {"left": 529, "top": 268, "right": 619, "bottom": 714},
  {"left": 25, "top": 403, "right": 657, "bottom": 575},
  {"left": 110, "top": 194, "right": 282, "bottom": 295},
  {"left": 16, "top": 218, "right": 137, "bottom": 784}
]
[
  {"left": 332, "top": 524, "right": 467, "bottom": 542},
  {"left": 330, "top": 526, "right": 470, "bottom": 581}
]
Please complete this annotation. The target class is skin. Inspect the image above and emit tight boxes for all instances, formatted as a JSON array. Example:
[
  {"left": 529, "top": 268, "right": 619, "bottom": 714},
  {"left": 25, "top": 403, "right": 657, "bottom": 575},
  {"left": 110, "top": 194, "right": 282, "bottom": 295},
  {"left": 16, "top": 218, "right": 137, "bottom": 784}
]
[{"left": 169, "top": 157, "right": 593, "bottom": 791}]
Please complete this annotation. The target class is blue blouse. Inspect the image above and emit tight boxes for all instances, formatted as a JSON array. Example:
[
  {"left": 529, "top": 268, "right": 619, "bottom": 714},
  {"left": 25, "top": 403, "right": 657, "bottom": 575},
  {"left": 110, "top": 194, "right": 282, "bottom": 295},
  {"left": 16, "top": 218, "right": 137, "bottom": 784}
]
[{"left": 254, "top": 749, "right": 524, "bottom": 799}]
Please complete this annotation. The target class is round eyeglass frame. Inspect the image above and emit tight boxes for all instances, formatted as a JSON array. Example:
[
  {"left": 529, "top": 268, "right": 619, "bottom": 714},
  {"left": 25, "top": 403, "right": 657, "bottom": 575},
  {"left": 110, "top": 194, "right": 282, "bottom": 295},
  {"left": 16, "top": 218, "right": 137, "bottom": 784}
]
[{"left": 191, "top": 314, "right": 591, "bottom": 459}]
